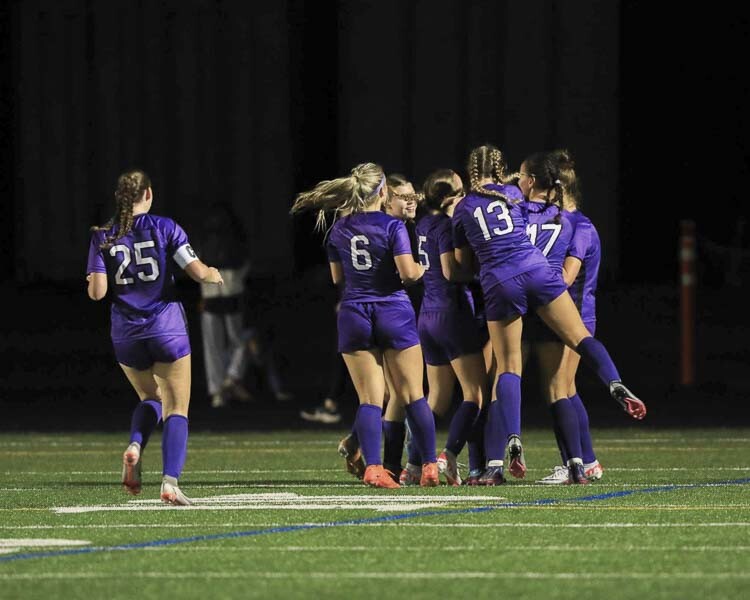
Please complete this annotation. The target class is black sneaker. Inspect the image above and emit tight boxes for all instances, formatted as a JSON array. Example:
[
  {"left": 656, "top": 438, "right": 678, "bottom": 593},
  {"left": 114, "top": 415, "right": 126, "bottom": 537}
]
[
  {"left": 568, "top": 462, "right": 590, "bottom": 485},
  {"left": 610, "top": 381, "right": 647, "bottom": 420},
  {"left": 478, "top": 465, "right": 506, "bottom": 485}
]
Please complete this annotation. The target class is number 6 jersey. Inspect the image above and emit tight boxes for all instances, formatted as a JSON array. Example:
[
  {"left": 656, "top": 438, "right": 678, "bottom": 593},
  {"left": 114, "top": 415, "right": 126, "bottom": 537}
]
[
  {"left": 326, "top": 211, "right": 413, "bottom": 302},
  {"left": 86, "top": 213, "right": 199, "bottom": 341}
]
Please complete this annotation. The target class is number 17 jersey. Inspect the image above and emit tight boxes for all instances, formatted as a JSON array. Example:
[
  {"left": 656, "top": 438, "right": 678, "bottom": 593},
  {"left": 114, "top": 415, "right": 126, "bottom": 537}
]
[{"left": 86, "top": 213, "right": 198, "bottom": 341}]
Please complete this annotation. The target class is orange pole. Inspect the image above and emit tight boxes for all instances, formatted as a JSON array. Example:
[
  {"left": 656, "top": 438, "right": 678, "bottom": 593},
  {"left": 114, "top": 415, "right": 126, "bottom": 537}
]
[{"left": 680, "top": 220, "right": 696, "bottom": 386}]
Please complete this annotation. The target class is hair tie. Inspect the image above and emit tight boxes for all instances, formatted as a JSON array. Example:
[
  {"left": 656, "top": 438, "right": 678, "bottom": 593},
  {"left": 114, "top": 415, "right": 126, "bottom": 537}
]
[
  {"left": 369, "top": 174, "right": 386, "bottom": 199},
  {"left": 554, "top": 179, "right": 562, "bottom": 185}
]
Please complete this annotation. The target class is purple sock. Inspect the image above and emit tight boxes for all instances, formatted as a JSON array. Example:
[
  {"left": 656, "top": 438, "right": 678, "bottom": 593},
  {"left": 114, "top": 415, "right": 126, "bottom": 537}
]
[
  {"left": 162, "top": 414, "right": 188, "bottom": 479},
  {"left": 405, "top": 398, "right": 436, "bottom": 463},
  {"left": 484, "top": 400, "right": 506, "bottom": 462},
  {"left": 445, "top": 401, "right": 480, "bottom": 456},
  {"left": 382, "top": 419, "right": 406, "bottom": 471},
  {"left": 551, "top": 409, "right": 570, "bottom": 464},
  {"left": 354, "top": 404, "right": 382, "bottom": 466},
  {"left": 570, "top": 393, "right": 596, "bottom": 463},
  {"left": 467, "top": 404, "right": 487, "bottom": 471},
  {"left": 497, "top": 372, "right": 522, "bottom": 437},
  {"left": 576, "top": 336, "right": 621, "bottom": 386},
  {"left": 551, "top": 398, "right": 582, "bottom": 461},
  {"left": 405, "top": 414, "right": 422, "bottom": 465},
  {"left": 129, "top": 399, "right": 162, "bottom": 449}
]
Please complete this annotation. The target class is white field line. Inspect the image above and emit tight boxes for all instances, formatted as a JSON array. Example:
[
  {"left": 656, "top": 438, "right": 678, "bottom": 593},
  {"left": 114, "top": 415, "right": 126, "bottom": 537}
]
[
  {"left": 136, "top": 544, "right": 750, "bottom": 552},
  {"left": 4, "top": 466, "right": 750, "bottom": 476},
  {"left": 0, "top": 437, "right": 747, "bottom": 448},
  {"left": 3, "top": 521, "right": 750, "bottom": 531},
  {"left": 51, "top": 493, "right": 507, "bottom": 514},
  {"left": 1, "top": 571, "right": 749, "bottom": 581},
  {"left": 4, "top": 446, "right": 750, "bottom": 457}
]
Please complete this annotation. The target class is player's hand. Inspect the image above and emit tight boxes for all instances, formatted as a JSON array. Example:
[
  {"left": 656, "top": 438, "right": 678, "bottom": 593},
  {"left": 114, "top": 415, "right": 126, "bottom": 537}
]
[{"left": 207, "top": 267, "right": 224, "bottom": 285}]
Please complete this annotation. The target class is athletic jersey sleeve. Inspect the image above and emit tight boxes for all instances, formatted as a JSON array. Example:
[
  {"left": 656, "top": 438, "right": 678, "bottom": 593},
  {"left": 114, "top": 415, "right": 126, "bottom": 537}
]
[
  {"left": 86, "top": 233, "right": 107, "bottom": 274},
  {"left": 326, "top": 237, "right": 341, "bottom": 263},
  {"left": 436, "top": 218, "right": 454, "bottom": 255},
  {"left": 452, "top": 205, "right": 469, "bottom": 249},
  {"left": 389, "top": 219, "right": 413, "bottom": 256},
  {"left": 167, "top": 220, "right": 199, "bottom": 269},
  {"left": 567, "top": 220, "right": 593, "bottom": 261}
]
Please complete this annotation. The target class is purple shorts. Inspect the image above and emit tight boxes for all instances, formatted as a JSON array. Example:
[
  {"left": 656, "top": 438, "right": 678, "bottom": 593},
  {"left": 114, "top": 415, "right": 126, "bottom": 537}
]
[
  {"left": 418, "top": 309, "right": 487, "bottom": 366},
  {"left": 113, "top": 335, "right": 192, "bottom": 370},
  {"left": 337, "top": 299, "right": 420, "bottom": 353},
  {"left": 484, "top": 265, "right": 567, "bottom": 322}
]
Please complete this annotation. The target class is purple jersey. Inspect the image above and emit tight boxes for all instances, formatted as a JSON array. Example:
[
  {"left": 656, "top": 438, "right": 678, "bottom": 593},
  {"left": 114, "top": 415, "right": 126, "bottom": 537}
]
[
  {"left": 522, "top": 200, "right": 574, "bottom": 272},
  {"left": 416, "top": 213, "right": 473, "bottom": 312},
  {"left": 326, "top": 211, "right": 412, "bottom": 302},
  {"left": 86, "top": 213, "right": 198, "bottom": 341},
  {"left": 452, "top": 184, "right": 548, "bottom": 292},
  {"left": 564, "top": 209, "right": 600, "bottom": 323}
]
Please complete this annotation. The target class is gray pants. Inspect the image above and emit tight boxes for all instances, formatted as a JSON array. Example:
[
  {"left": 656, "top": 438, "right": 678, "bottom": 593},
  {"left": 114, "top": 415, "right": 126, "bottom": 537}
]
[{"left": 200, "top": 311, "right": 247, "bottom": 395}]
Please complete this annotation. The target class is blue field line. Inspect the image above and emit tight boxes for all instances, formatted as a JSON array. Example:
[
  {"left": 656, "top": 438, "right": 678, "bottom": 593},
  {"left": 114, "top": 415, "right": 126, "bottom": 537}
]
[{"left": 2, "top": 476, "right": 748, "bottom": 564}]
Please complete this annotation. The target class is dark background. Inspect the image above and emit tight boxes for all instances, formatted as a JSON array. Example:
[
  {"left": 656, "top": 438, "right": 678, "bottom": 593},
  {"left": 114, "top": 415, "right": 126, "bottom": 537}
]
[{"left": 1, "top": 0, "right": 748, "bottom": 431}]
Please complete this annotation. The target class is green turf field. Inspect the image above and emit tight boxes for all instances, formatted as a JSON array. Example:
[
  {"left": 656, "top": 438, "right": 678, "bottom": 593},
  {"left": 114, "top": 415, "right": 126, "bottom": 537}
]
[{"left": 1, "top": 429, "right": 748, "bottom": 599}]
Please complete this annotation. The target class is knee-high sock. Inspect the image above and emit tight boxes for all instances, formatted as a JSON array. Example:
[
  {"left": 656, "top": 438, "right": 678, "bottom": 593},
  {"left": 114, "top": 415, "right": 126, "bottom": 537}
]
[
  {"left": 382, "top": 419, "right": 406, "bottom": 470},
  {"left": 497, "top": 372, "right": 522, "bottom": 438},
  {"left": 162, "top": 415, "right": 188, "bottom": 479},
  {"left": 130, "top": 399, "right": 162, "bottom": 449},
  {"left": 445, "top": 401, "right": 480, "bottom": 457},
  {"left": 405, "top": 414, "right": 422, "bottom": 466},
  {"left": 405, "top": 398, "right": 436, "bottom": 464},
  {"left": 570, "top": 393, "right": 596, "bottom": 463},
  {"left": 354, "top": 404, "right": 382, "bottom": 466},
  {"left": 551, "top": 398, "right": 582, "bottom": 462},
  {"left": 467, "top": 403, "right": 488, "bottom": 471},
  {"left": 551, "top": 408, "right": 570, "bottom": 464},
  {"left": 575, "top": 337, "right": 621, "bottom": 386},
  {"left": 484, "top": 400, "right": 507, "bottom": 462}
]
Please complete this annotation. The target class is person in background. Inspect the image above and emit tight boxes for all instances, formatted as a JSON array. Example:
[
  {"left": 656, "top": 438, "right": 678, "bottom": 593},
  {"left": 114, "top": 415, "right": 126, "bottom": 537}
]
[
  {"left": 86, "top": 169, "right": 223, "bottom": 505},
  {"left": 196, "top": 201, "right": 292, "bottom": 408}
]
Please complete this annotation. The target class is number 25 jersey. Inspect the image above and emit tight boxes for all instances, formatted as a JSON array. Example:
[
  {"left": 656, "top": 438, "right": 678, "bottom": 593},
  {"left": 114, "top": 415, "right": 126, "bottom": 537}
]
[{"left": 86, "top": 213, "right": 198, "bottom": 341}]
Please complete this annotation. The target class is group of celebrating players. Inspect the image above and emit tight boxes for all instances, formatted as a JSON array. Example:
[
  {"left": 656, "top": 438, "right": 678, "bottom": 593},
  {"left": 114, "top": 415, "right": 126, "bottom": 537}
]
[{"left": 86, "top": 143, "right": 646, "bottom": 503}]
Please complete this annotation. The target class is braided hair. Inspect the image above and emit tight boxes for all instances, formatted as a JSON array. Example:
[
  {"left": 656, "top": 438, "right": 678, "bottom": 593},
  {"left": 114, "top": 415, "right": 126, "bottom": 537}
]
[
  {"left": 91, "top": 170, "right": 152, "bottom": 249},
  {"left": 522, "top": 152, "right": 565, "bottom": 224},
  {"left": 466, "top": 144, "right": 517, "bottom": 204}
]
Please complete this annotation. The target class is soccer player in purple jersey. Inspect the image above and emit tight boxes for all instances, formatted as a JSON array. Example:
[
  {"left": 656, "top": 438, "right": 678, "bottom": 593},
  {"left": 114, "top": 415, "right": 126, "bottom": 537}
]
[
  {"left": 517, "top": 150, "right": 594, "bottom": 484},
  {"left": 452, "top": 145, "right": 646, "bottom": 485},
  {"left": 415, "top": 169, "right": 488, "bottom": 486},
  {"left": 86, "top": 170, "right": 224, "bottom": 505},
  {"left": 533, "top": 149, "right": 605, "bottom": 484},
  {"left": 291, "top": 163, "right": 438, "bottom": 488},
  {"left": 335, "top": 174, "right": 423, "bottom": 482}
]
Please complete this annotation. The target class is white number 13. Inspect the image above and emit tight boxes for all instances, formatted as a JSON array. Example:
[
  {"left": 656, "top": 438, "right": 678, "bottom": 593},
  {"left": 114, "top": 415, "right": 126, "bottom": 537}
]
[{"left": 473, "top": 201, "right": 514, "bottom": 240}]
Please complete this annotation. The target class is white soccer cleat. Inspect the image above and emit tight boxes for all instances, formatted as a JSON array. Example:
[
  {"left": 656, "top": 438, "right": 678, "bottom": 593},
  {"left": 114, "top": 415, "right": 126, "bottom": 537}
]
[
  {"left": 536, "top": 465, "right": 571, "bottom": 485},
  {"left": 437, "top": 450, "right": 463, "bottom": 486},
  {"left": 122, "top": 442, "right": 142, "bottom": 495},
  {"left": 584, "top": 460, "right": 604, "bottom": 480},
  {"left": 160, "top": 477, "right": 193, "bottom": 506}
]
